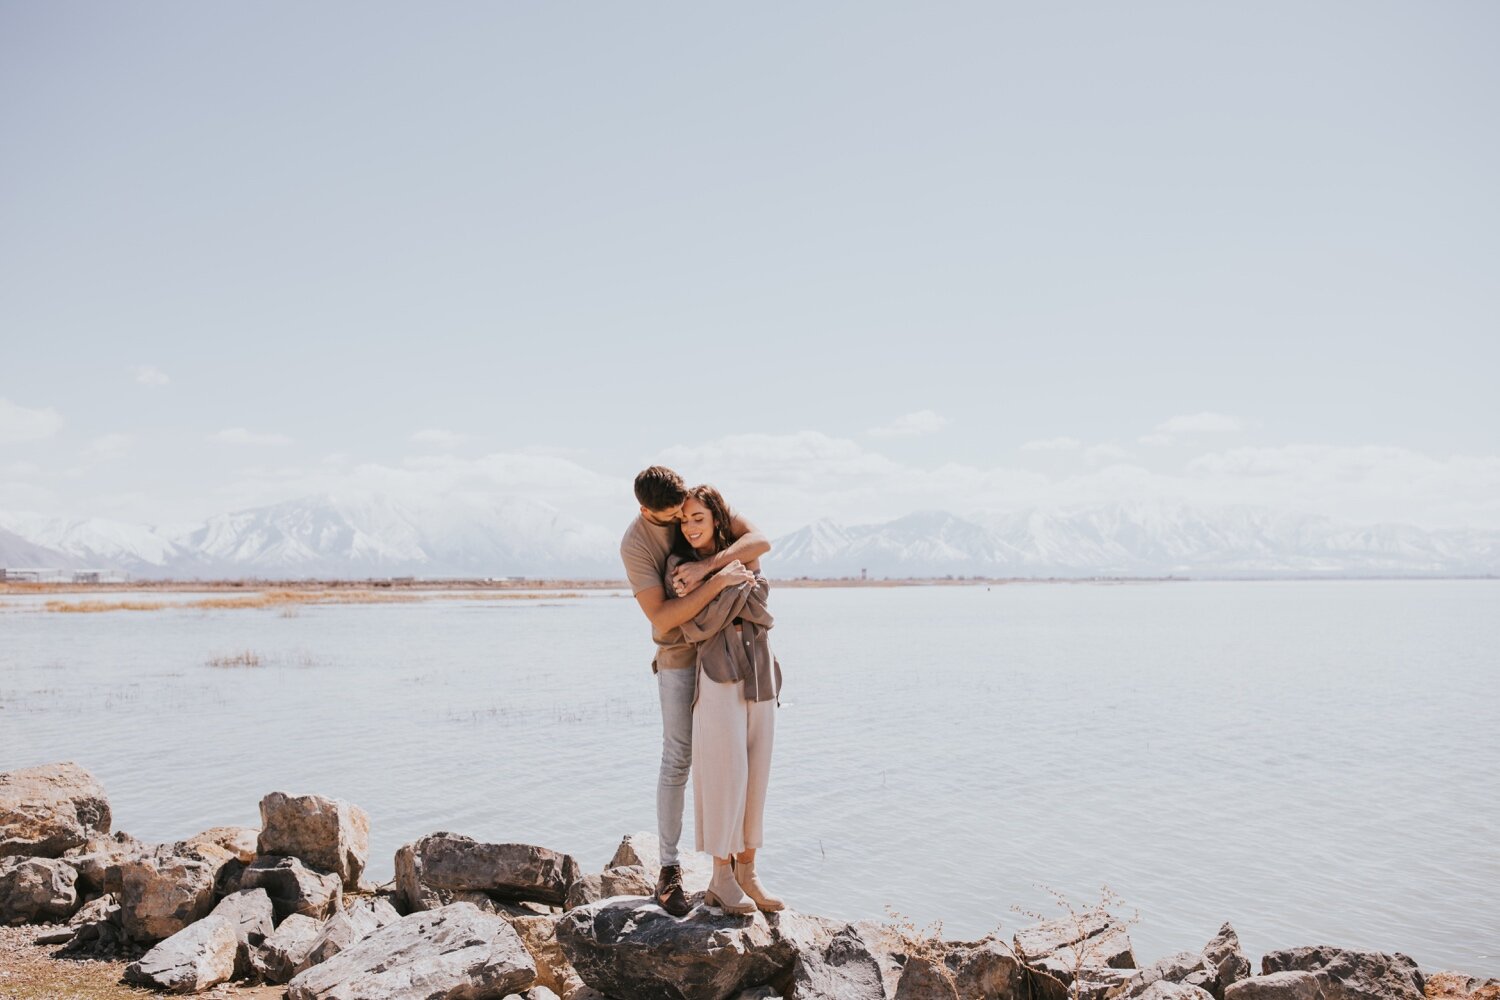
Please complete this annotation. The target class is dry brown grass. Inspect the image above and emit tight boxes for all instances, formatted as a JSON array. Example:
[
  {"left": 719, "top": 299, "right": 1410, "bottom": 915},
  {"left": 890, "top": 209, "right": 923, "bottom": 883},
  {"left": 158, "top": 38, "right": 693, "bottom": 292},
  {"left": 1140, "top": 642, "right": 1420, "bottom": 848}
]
[
  {"left": 44, "top": 600, "right": 169, "bottom": 613},
  {"left": 205, "top": 651, "right": 262, "bottom": 668}
]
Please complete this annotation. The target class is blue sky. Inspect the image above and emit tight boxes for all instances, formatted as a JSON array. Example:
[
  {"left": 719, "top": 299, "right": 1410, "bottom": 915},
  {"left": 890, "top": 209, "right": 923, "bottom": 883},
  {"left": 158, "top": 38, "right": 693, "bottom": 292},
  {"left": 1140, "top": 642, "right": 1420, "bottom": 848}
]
[{"left": 2, "top": 2, "right": 1497, "bottom": 534}]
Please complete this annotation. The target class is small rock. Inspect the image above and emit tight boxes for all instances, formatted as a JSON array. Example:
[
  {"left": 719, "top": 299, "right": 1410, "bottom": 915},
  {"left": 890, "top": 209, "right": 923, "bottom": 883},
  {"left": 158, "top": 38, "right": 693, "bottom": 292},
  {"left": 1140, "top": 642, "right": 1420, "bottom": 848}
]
[
  {"left": 565, "top": 873, "right": 604, "bottom": 911},
  {"left": 35, "top": 926, "right": 77, "bottom": 944},
  {"left": 293, "top": 895, "right": 400, "bottom": 974},
  {"left": 178, "top": 826, "right": 258, "bottom": 864},
  {"left": 600, "top": 864, "right": 653, "bottom": 898},
  {"left": 1015, "top": 911, "right": 1135, "bottom": 984},
  {"left": 116, "top": 855, "right": 217, "bottom": 942},
  {"left": 604, "top": 831, "right": 713, "bottom": 895},
  {"left": 63, "top": 831, "right": 146, "bottom": 894},
  {"left": 0, "top": 856, "right": 79, "bottom": 925},
  {"left": 558, "top": 895, "right": 794, "bottom": 1000},
  {"left": 1425, "top": 972, "right": 1500, "bottom": 1000},
  {"left": 68, "top": 892, "right": 117, "bottom": 926},
  {"left": 123, "top": 912, "right": 239, "bottom": 994},
  {"left": 238, "top": 855, "right": 342, "bottom": 922},
  {"left": 896, "top": 953, "right": 961, "bottom": 1000},
  {"left": 1112, "top": 951, "right": 1223, "bottom": 1000},
  {"left": 1261, "top": 946, "right": 1425, "bottom": 1000},
  {"left": 258, "top": 792, "right": 369, "bottom": 890},
  {"left": 250, "top": 912, "right": 324, "bottom": 985},
  {"left": 396, "top": 831, "right": 580, "bottom": 910},
  {"left": 285, "top": 902, "right": 536, "bottom": 1000},
  {"left": 947, "top": 936, "right": 1025, "bottom": 1000},
  {"left": 0, "top": 762, "right": 112, "bottom": 858}
]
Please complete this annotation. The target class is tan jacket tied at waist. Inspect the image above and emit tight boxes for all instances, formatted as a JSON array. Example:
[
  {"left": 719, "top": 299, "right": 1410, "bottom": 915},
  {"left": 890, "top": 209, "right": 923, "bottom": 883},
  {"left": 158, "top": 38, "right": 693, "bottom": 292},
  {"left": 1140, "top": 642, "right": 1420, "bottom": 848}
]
[{"left": 665, "top": 554, "right": 782, "bottom": 706}]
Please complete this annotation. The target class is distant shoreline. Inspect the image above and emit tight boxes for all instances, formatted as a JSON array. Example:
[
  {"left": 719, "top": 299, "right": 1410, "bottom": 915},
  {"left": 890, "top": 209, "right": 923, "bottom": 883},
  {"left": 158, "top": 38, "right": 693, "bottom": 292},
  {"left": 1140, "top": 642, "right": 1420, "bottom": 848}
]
[{"left": 1, "top": 574, "right": 1495, "bottom": 599}]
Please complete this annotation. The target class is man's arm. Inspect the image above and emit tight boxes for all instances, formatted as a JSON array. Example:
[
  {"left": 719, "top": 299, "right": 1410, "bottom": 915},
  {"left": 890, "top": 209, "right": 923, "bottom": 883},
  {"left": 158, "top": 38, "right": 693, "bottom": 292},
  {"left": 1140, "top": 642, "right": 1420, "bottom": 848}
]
[
  {"left": 670, "top": 513, "right": 772, "bottom": 595},
  {"left": 636, "top": 560, "right": 755, "bottom": 635}
]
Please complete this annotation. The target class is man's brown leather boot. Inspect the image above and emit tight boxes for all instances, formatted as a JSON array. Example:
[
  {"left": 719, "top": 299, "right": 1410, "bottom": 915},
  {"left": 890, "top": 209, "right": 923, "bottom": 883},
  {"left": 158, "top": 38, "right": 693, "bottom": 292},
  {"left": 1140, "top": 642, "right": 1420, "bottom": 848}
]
[{"left": 654, "top": 863, "right": 690, "bottom": 917}]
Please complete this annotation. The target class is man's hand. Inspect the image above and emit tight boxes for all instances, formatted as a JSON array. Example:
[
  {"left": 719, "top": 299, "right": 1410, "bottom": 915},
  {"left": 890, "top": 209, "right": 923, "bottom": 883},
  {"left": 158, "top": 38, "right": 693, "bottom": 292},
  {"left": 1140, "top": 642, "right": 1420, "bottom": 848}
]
[{"left": 670, "top": 559, "right": 715, "bottom": 596}]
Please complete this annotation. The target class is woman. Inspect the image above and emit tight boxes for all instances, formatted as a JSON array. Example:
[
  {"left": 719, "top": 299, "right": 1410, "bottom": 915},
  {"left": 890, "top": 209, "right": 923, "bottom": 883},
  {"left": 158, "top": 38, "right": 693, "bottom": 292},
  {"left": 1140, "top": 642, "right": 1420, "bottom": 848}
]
[{"left": 665, "top": 484, "right": 784, "bottom": 915}]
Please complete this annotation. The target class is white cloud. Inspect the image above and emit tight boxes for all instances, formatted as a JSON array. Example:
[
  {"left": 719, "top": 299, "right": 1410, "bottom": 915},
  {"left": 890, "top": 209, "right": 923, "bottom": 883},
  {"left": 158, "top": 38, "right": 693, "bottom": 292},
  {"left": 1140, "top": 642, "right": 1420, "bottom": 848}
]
[
  {"left": 1021, "top": 437, "right": 1082, "bottom": 452},
  {"left": 82, "top": 433, "right": 133, "bottom": 462},
  {"left": 1083, "top": 443, "right": 1133, "bottom": 465},
  {"left": 408, "top": 428, "right": 476, "bottom": 450},
  {"left": 1141, "top": 412, "right": 1246, "bottom": 448},
  {"left": 0, "top": 398, "right": 64, "bottom": 443},
  {"left": 1137, "top": 433, "right": 1175, "bottom": 447},
  {"left": 868, "top": 410, "right": 950, "bottom": 438},
  {"left": 130, "top": 365, "right": 170, "bottom": 387},
  {"left": 210, "top": 428, "right": 293, "bottom": 447},
  {"left": 2, "top": 461, "right": 42, "bottom": 477}
]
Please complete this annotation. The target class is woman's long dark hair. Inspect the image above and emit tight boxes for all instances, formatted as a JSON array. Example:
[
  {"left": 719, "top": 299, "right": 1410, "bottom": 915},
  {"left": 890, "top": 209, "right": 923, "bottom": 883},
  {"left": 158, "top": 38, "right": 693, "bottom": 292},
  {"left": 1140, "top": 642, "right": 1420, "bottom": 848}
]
[{"left": 671, "top": 484, "right": 737, "bottom": 561}]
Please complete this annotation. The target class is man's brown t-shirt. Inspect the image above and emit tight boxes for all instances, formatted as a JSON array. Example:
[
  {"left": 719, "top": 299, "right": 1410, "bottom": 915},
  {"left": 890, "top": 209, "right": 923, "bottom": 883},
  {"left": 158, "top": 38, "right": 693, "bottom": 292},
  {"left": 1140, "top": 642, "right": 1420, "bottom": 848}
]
[{"left": 619, "top": 507, "right": 736, "bottom": 671}]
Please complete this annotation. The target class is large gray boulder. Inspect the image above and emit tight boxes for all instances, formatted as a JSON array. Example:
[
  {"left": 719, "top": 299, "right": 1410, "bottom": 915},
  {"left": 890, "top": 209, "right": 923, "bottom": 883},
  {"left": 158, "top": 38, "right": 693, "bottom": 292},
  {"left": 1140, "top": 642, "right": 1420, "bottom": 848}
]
[
  {"left": 1261, "top": 947, "right": 1425, "bottom": 1000},
  {"left": 251, "top": 912, "right": 325, "bottom": 985},
  {"left": 294, "top": 895, "right": 402, "bottom": 974},
  {"left": 558, "top": 896, "right": 796, "bottom": 1000},
  {"left": 116, "top": 854, "right": 217, "bottom": 942},
  {"left": 0, "top": 762, "right": 112, "bottom": 858},
  {"left": 239, "top": 854, "right": 342, "bottom": 922},
  {"left": 1204, "top": 924, "right": 1253, "bottom": 989},
  {"left": 123, "top": 913, "right": 239, "bottom": 994},
  {"left": 396, "top": 832, "right": 580, "bottom": 910},
  {"left": 788, "top": 922, "right": 888, "bottom": 1000},
  {"left": 285, "top": 902, "right": 536, "bottom": 1000},
  {"left": 258, "top": 792, "right": 369, "bottom": 890},
  {"left": 0, "top": 856, "right": 79, "bottom": 924},
  {"left": 1226, "top": 971, "right": 1336, "bottom": 1000},
  {"left": 206, "top": 888, "right": 275, "bottom": 978}
]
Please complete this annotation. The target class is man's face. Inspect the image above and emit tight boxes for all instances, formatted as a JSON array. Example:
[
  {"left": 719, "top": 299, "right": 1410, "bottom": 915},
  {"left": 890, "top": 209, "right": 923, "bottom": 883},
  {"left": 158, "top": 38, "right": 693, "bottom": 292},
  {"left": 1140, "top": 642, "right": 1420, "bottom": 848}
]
[{"left": 641, "top": 503, "right": 685, "bottom": 527}]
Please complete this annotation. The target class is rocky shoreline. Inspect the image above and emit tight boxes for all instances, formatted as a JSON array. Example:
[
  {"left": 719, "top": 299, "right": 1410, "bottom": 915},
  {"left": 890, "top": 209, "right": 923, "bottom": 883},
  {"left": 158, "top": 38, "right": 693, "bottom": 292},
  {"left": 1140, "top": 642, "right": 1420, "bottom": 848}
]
[{"left": 2, "top": 762, "right": 1495, "bottom": 1000}]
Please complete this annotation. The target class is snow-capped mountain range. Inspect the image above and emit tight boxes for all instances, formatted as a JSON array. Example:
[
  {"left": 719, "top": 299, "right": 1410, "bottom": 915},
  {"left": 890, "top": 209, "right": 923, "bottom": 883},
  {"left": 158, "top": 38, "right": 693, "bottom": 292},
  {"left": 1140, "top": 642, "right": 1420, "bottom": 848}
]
[{"left": 0, "top": 494, "right": 1495, "bottom": 580}]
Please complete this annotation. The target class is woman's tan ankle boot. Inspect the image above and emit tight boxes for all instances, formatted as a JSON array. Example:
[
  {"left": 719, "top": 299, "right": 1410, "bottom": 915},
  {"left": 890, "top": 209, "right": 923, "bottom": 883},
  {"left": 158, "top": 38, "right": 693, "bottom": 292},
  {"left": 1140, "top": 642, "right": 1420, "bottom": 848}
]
[
  {"left": 733, "top": 858, "right": 785, "bottom": 912},
  {"left": 704, "top": 860, "right": 757, "bottom": 915}
]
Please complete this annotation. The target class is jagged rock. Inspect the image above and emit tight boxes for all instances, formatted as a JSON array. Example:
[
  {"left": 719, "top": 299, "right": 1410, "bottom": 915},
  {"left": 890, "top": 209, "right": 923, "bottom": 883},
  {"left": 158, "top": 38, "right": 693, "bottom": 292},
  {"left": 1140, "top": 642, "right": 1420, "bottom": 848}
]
[
  {"left": 897, "top": 954, "right": 961, "bottom": 1000},
  {"left": 565, "top": 873, "right": 604, "bottom": 911},
  {"left": 123, "top": 913, "right": 239, "bottom": 994},
  {"left": 1425, "top": 973, "right": 1500, "bottom": 1000},
  {"left": 179, "top": 826, "right": 258, "bottom": 864},
  {"left": 0, "top": 762, "right": 112, "bottom": 858},
  {"left": 1205, "top": 924, "right": 1253, "bottom": 989},
  {"left": 1131, "top": 984, "right": 1219, "bottom": 1000},
  {"left": 1226, "top": 971, "right": 1335, "bottom": 1000},
  {"left": 206, "top": 888, "right": 275, "bottom": 978},
  {"left": 63, "top": 831, "right": 147, "bottom": 894},
  {"left": 0, "top": 856, "right": 79, "bottom": 924},
  {"left": 239, "top": 855, "right": 342, "bottom": 922},
  {"left": 251, "top": 912, "right": 324, "bottom": 985},
  {"left": 286, "top": 902, "right": 536, "bottom": 1000},
  {"left": 947, "top": 936, "right": 1024, "bottom": 1000},
  {"left": 788, "top": 922, "right": 888, "bottom": 999},
  {"left": 35, "top": 926, "right": 76, "bottom": 944},
  {"left": 68, "top": 892, "right": 117, "bottom": 926},
  {"left": 1112, "top": 951, "right": 1223, "bottom": 1000},
  {"left": 258, "top": 792, "right": 369, "bottom": 890},
  {"left": 116, "top": 855, "right": 217, "bottom": 942},
  {"left": 396, "top": 832, "right": 580, "bottom": 910},
  {"left": 558, "top": 895, "right": 795, "bottom": 1000},
  {"left": 508, "top": 912, "right": 584, "bottom": 998},
  {"left": 294, "top": 895, "right": 401, "bottom": 974},
  {"left": 605, "top": 831, "right": 713, "bottom": 895},
  {"left": 1262, "top": 947, "right": 1425, "bottom": 1000},
  {"left": 1014, "top": 911, "right": 1135, "bottom": 983}
]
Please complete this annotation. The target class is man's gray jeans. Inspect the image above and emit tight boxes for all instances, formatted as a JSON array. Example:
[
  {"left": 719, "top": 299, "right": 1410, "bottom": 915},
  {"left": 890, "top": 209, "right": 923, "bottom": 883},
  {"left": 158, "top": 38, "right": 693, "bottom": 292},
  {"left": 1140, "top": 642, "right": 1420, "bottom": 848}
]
[{"left": 656, "top": 665, "right": 697, "bottom": 866}]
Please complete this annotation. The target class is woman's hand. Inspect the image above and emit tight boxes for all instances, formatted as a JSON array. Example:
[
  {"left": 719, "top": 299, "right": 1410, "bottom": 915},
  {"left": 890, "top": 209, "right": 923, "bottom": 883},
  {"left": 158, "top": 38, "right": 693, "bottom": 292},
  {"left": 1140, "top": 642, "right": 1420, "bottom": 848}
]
[
  {"left": 711, "top": 560, "right": 755, "bottom": 592},
  {"left": 670, "top": 559, "right": 715, "bottom": 596}
]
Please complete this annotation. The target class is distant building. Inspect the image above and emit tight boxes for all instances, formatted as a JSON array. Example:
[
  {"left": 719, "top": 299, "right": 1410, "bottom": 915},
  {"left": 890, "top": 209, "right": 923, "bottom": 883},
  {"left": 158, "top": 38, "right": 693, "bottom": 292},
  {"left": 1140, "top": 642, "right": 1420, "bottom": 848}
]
[{"left": 0, "top": 567, "right": 128, "bottom": 583}]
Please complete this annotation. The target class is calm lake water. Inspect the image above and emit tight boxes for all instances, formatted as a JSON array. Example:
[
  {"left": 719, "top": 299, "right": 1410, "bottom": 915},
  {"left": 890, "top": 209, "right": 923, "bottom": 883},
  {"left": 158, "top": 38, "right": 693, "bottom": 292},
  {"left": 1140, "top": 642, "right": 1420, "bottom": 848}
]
[{"left": 2, "top": 581, "right": 1496, "bottom": 975}]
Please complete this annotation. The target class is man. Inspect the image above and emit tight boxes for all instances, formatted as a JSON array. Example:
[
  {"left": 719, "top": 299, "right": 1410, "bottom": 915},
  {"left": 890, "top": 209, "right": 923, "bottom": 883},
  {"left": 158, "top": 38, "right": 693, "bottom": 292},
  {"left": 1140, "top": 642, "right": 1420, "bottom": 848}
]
[{"left": 620, "top": 465, "right": 771, "bottom": 916}]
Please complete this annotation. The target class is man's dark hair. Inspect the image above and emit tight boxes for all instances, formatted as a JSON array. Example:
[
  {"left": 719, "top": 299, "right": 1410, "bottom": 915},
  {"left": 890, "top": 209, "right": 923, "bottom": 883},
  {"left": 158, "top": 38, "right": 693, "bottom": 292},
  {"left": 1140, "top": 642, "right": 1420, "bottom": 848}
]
[{"left": 634, "top": 465, "right": 687, "bottom": 511}]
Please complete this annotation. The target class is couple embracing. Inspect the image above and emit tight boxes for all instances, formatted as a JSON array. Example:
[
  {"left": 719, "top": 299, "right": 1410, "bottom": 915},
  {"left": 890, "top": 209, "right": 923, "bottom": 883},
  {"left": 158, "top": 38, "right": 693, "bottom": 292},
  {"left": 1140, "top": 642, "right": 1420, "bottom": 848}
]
[{"left": 618, "top": 465, "right": 785, "bottom": 917}]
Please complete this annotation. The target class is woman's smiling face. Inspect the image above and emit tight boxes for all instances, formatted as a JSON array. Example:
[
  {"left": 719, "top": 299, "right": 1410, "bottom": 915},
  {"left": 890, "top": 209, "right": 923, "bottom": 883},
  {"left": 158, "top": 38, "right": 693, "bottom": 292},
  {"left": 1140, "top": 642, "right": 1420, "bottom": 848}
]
[{"left": 680, "top": 496, "right": 714, "bottom": 553}]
